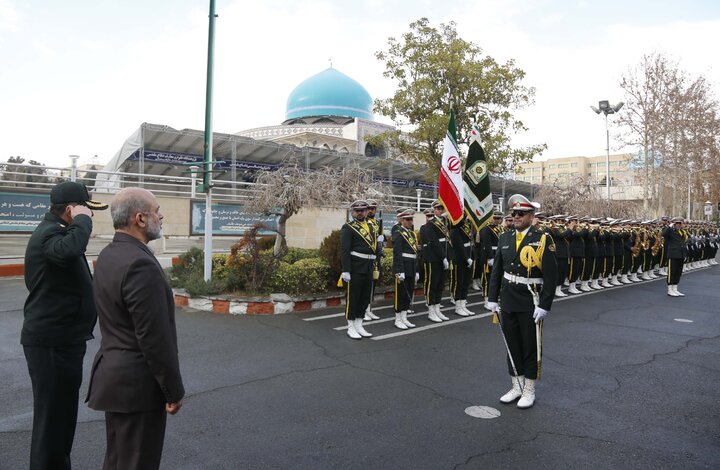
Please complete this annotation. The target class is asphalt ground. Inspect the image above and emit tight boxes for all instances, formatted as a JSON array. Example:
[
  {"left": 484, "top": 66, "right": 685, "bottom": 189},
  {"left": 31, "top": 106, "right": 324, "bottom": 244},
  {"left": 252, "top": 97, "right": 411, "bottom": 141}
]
[{"left": 1, "top": 264, "right": 719, "bottom": 469}]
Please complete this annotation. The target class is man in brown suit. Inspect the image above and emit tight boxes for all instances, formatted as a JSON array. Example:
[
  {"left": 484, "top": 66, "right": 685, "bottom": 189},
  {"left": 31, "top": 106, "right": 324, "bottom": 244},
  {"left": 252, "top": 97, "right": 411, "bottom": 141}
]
[{"left": 87, "top": 188, "right": 184, "bottom": 470}]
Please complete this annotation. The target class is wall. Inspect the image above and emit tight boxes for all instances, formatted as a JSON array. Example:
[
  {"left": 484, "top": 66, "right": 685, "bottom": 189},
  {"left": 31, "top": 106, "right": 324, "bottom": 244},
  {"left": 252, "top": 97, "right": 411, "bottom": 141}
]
[{"left": 89, "top": 193, "right": 191, "bottom": 238}]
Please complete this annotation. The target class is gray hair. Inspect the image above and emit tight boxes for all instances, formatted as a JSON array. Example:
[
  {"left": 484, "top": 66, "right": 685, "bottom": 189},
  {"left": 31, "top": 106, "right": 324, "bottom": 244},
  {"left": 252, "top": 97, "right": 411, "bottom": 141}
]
[{"left": 110, "top": 188, "right": 154, "bottom": 229}]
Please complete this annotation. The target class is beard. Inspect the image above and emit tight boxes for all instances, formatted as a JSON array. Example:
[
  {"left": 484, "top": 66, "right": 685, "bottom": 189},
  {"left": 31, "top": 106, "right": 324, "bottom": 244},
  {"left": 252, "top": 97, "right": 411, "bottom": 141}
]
[{"left": 146, "top": 216, "right": 163, "bottom": 241}]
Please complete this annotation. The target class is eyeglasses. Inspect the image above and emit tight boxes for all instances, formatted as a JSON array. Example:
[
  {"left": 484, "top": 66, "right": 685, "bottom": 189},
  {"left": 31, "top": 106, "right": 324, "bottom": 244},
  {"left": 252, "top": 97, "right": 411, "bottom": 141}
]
[{"left": 511, "top": 211, "right": 531, "bottom": 217}]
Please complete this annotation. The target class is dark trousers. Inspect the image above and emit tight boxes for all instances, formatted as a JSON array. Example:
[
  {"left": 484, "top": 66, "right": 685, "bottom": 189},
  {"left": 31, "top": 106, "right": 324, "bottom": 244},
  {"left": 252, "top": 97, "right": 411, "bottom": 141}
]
[
  {"left": 556, "top": 257, "right": 568, "bottom": 286},
  {"left": 500, "top": 310, "right": 542, "bottom": 380},
  {"left": 23, "top": 343, "right": 86, "bottom": 470},
  {"left": 345, "top": 272, "right": 372, "bottom": 320},
  {"left": 423, "top": 261, "right": 445, "bottom": 305},
  {"left": 569, "top": 256, "right": 584, "bottom": 282},
  {"left": 603, "top": 256, "right": 613, "bottom": 277},
  {"left": 668, "top": 258, "right": 683, "bottom": 285},
  {"left": 450, "top": 261, "right": 470, "bottom": 301},
  {"left": 103, "top": 409, "right": 167, "bottom": 470},
  {"left": 394, "top": 275, "right": 415, "bottom": 312}
]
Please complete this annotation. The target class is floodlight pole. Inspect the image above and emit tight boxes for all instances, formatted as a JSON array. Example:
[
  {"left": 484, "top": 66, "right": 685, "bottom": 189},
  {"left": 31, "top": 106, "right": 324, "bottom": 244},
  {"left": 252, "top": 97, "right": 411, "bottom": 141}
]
[
  {"left": 202, "top": 0, "right": 217, "bottom": 282},
  {"left": 604, "top": 113, "right": 610, "bottom": 200}
]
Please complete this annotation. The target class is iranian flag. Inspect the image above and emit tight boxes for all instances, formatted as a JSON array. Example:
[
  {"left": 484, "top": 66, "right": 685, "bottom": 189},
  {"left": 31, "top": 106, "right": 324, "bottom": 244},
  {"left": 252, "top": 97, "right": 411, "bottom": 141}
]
[{"left": 438, "top": 110, "right": 464, "bottom": 224}]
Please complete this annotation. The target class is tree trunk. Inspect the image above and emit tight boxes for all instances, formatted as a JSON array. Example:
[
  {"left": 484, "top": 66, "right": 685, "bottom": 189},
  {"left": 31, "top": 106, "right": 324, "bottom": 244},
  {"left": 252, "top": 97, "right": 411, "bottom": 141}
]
[{"left": 273, "top": 212, "right": 290, "bottom": 258}]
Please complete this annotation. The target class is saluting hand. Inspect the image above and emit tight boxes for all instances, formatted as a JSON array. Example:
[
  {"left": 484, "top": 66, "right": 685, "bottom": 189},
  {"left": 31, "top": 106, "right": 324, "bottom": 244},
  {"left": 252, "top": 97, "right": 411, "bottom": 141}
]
[{"left": 69, "top": 204, "right": 93, "bottom": 219}]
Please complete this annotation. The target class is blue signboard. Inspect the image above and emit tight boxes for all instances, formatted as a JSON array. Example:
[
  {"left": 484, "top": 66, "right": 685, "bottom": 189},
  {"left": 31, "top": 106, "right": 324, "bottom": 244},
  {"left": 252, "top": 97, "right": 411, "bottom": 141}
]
[
  {"left": 129, "top": 149, "right": 279, "bottom": 171},
  {"left": 0, "top": 192, "right": 50, "bottom": 232},
  {"left": 191, "top": 202, "right": 278, "bottom": 236}
]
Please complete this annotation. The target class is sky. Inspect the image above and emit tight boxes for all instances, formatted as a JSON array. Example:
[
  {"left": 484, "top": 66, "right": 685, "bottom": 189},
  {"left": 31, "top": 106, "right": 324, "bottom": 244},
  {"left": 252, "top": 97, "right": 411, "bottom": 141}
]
[{"left": 1, "top": 0, "right": 719, "bottom": 169}]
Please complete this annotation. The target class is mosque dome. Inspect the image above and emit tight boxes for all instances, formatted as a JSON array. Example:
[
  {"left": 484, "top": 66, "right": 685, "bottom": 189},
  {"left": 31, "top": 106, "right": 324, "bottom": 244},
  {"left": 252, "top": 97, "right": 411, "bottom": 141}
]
[{"left": 285, "top": 68, "right": 373, "bottom": 122}]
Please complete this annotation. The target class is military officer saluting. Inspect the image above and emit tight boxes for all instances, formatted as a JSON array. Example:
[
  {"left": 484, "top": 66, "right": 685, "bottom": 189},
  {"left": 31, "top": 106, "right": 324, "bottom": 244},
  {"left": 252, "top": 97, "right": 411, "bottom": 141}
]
[
  {"left": 663, "top": 216, "right": 689, "bottom": 297},
  {"left": 340, "top": 200, "right": 377, "bottom": 340},
  {"left": 488, "top": 194, "right": 558, "bottom": 409},
  {"left": 392, "top": 208, "right": 420, "bottom": 329}
]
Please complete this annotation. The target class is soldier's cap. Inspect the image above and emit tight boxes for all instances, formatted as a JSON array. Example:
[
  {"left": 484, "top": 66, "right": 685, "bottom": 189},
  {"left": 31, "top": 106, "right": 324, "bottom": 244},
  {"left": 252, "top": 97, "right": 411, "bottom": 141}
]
[
  {"left": 507, "top": 194, "right": 535, "bottom": 212},
  {"left": 671, "top": 216, "right": 684, "bottom": 223},
  {"left": 50, "top": 181, "right": 108, "bottom": 210},
  {"left": 534, "top": 211, "right": 546, "bottom": 219},
  {"left": 423, "top": 207, "right": 434, "bottom": 216},
  {"left": 431, "top": 200, "right": 444, "bottom": 209},
  {"left": 492, "top": 211, "right": 504, "bottom": 218},
  {"left": 350, "top": 200, "right": 368, "bottom": 210},
  {"left": 566, "top": 215, "right": 578, "bottom": 221},
  {"left": 366, "top": 199, "right": 378, "bottom": 208},
  {"left": 397, "top": 208, "right": 415, "bottom": 219},
  {"left": 503, "top": 215, "right": 513, "bottom": 220},
  {"left": 661, "top": 215, "right": 669, "bottom": 221}
]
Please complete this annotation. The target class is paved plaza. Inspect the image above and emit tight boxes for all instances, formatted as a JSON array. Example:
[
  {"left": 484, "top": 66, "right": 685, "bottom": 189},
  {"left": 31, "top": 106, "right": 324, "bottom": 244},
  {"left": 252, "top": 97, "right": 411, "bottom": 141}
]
[{"left": 1, "top": 265, "right": 719, "bottom": 469}]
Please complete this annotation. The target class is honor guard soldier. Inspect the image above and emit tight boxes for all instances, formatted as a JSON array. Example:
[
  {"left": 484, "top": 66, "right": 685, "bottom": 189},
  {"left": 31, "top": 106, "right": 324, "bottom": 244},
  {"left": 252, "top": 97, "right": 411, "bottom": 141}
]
[
  {"left": 477, "top": 211, "right": 504, "bottom": 306},
  {"left": 450, "top": 217, "right": 475, "bottom": 316},
  {"left": 487, "top": 194, "right": 558, "bottom": 409},
  {"left": 340, "top": 200, "right": 377, "bottom": 339},
  {"left": 549, "top": 215, "right": 571, "bottom": 297},
  {"left": 420, "top": 201, "right": 451, "bottom": 322},
  {"left": 392, "top": 208, "right": 420, "bottom": 329},
  {"left": 364, "top": 199, "right": 383, "bottom": 321},
  {"left": 567, "top": 215, "right": 587, "bottom": 294},
  {"left": 663, "top": 217, "right": 689, "bottom": 297}
]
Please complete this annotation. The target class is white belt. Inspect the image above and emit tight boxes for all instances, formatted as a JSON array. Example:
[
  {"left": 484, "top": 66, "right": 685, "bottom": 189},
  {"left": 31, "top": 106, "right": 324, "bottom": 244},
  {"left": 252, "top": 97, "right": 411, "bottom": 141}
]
[
  {"left": 504, "top": 272, "right": 543, "bottom": 285},
  {"left": 351, "top": 251, "right": 376, "bottom": 260},
  {"left": 491, "top": 246, "right": 498, "bottom": 250},
  {"left": 438, "top": 238, "right": 446, "bottom": 242},
  {"left": 463, "top": 242, "right": 472, "bottom": 247},
  {"left": 402, "top": 253, "right": 417, "bottom": 259}
]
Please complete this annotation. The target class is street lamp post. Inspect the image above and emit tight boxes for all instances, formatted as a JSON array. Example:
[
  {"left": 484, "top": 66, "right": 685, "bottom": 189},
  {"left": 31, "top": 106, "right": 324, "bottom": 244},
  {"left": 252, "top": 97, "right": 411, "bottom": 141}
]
[{"left": 590, "top": 100, "right": 624, "bottom": 200}]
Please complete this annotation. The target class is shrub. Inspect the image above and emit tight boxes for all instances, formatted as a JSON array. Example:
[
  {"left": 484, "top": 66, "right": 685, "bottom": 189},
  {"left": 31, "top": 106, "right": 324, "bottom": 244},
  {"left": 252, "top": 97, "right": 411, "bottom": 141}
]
[
  {"left": 257, "top": 235, "right": 276, "bottom": 251},
  {"left": 268, "top": 258, "right": 330, "bottom": 296},
  {"left": 284, "top": 247, "right": 320, "bottom": 264},
  {"left": 380, "top": 248, "right": 394, "bottom": 286},
  {"left": 319, "top": 229, "right": 342, "bottom": 283}
]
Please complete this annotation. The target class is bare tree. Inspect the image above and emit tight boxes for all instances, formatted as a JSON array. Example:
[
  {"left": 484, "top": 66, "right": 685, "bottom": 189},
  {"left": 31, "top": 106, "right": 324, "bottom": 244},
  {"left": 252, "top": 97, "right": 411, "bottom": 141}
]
[
  {"left": 246, "top": 161, "right": 389, "bottom": 256},
  {"left": 537, "top": 177, "right": 641, "bottom": 219}
]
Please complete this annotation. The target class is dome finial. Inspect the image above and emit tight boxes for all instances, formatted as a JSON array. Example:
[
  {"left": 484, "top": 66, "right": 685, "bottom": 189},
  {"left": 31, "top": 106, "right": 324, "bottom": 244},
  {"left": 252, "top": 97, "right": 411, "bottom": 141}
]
[{"left": 328, "top": 57, "right": 333, "bottom": 69}]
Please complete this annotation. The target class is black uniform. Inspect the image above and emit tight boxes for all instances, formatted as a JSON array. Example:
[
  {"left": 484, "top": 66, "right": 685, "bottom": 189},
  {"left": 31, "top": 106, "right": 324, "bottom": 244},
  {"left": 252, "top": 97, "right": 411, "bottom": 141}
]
[
  {"left": 569, "top": 226, "right": 587, "bottom": 283},
  {"left": 22, "top": 212, "right": 96, "bottom": 470},
  {"left": 488, "top": 226, "right": 558, "bottom": 380},
  {"left": 340, "top": 220, "right": 377, "bottom": 320},
  {"left": 662, "top": 226, "right": 688, "bottom": 285},
  {"left": 392, "top": 225, "right": 419, "bottom": 313},
  {"left": 478, "top": 224, "right": 502, "bottom": 296},
  {"left": 420, "top": 216, "right": 449, "bottom": 306},
  {"left": 552, "top": 226, "right": 571, "bottom": 286},
  {"left": 450, "top": 219, "right": 473, "bottom": 303}
]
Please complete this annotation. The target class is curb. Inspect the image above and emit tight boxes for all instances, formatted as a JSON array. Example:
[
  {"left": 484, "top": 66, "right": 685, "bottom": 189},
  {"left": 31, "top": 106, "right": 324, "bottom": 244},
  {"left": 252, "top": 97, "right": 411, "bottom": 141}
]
[
  {"left": 0, "top": 256, "right": 181, "bottom": 278},
  {"left": 173, "top": 287, "right": 425, "bottom": 316}
]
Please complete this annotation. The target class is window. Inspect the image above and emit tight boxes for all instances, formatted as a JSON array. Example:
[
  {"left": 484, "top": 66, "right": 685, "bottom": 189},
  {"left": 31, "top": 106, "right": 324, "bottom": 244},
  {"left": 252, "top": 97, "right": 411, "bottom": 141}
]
[
  {"left": 570, "top": 162, "right": 578, "bottom": 168},
  {"left": 548, "top": 164, "right": 557, "bottom": 169},
  {"left": 557, "top": 163, "right": 569, "bottom": 169}
]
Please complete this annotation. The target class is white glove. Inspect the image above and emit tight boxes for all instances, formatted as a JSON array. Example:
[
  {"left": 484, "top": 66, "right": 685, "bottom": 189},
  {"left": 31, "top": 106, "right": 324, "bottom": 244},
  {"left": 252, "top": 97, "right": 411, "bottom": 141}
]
[
  {"left": 341, "top": 272, "right": 351, "bottom": 282},
  {"left": 414, "top": 272, "right": 420, "bottom": 283},
  {"left": 487, "top": 301, "right": 500, "bottom": 313},
  {"left": 377, "top": 234, "right": 385, "bottom": 243},
  {"left": 533, "top": 307, "right": 548, "bottom": 323},
  {"left": 397, "top": 272, "right": 406, "bottom": 281},
  {"left": 443, "top": 259, "right": 449, "bottom": 270},
  {"left": 467, "top": 258, "right": 473, "bottom": 267}
]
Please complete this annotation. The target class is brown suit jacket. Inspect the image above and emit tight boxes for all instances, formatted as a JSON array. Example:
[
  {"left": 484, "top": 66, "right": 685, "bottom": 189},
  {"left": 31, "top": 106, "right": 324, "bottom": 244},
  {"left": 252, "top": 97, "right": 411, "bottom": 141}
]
[{"left": 87, "top": 233, "right": 184, "bottom": 412}]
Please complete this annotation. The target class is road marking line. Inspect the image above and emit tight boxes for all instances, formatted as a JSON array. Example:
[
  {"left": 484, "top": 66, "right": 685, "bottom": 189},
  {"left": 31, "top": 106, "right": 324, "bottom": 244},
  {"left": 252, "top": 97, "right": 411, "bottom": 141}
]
[
  {"left": 333, "top": 301, "right": 491, "bottom": 330},
  {"left": 371, "top": 312, "right": 494, "bottom": 340}
]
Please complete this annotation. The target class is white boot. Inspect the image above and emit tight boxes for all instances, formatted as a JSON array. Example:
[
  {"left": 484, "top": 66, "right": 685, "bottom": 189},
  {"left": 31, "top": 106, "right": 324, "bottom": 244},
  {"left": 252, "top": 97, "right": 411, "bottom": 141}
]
[
  {"left": 568, "top": 282, "right": 581, "bottom": 294},
  {"left": 611, "top": 275, "right": 622, "bottom": 286},
  {"left": 630, "top": 273, "right": 640, "bottom": 282},
  {"left": 455, "top": 300, "right": 469, "bottom": 317},
  {"left": 428, "top": 304, "right": 442, "bottom": 323},
  {"left": 659, "top": 267, "right": 668, "bottom": 276},
  {"left": 555, "top": 286, "right": 567, "bottom": 297},
  {"left": 517, "top": 378, "right": 536, "bottom": 409},
  {"left": 563, "top": 279, "right": 570, "bottom": 287},
  {"left": 347, "top": 320, "right": 362, "bottom": 340},
  {"left": 591, "top": 279, "right": 603, "bottom": 290},
  {"left": 621, "top": 274, "right": 632, "bottom": 284},
  {"left": 667, "top": 285, "right": 679, "bottom": 297},
  {"left": 363, "top": 305, "right": 372, "bottom": 321},
  {"left": 436, "top": 304, "right": 449, "bottom": 321},
  {"left": 483, "top": 297, "right": 492, "bottom": 311},
  {"left": 499, "top": 376, "right": 524, "bottom": 404},
  {"left": 641, "top": 271, "right": 651, "bottom": 281},
  {"left": 674, "top": 285, "right": 685, "bottom": 297},
  {"left": 471, "top": 280, "right": 481, "bottom": 291},
  {"left": 460, "top": 299, "right": 475, "bottom": 316},
  {"left": 394, "top": 312, "right": 408, "bottom": 329},
  {"left": 354, "top": 318, "right": 372, "bottom": 337},
  {"left": 401, "top": 310, "right": 415, "bottom": 328},
  {"left": 601, "top": 277, "right": 612, "bottom": 288},
  {"left": 580, "top": 281, "right": 592, "bottom": 292}
]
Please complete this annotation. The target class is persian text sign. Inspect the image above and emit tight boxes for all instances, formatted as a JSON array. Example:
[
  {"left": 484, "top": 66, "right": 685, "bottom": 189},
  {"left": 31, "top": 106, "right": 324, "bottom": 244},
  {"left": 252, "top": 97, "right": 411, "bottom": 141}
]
[
  {"left": 0, "top": 192, "right": 50, "bottom": 232},
  {"left": 191, "top": 202, "right": 278, "bottom": 236}
]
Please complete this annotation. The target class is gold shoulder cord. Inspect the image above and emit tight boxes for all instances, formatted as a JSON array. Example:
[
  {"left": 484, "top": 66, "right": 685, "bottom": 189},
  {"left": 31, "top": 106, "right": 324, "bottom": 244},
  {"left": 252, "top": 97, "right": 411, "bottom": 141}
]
[{"left": 520, "top": 233, "right": 547, "bottom": 276}]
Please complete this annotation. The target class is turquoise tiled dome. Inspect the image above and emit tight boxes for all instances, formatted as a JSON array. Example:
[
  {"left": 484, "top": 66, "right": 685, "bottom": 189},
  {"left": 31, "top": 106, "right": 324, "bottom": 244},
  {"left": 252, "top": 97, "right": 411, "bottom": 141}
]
[{"left": 285, "top": 68, "right": 373, "bottom": 121}]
